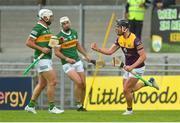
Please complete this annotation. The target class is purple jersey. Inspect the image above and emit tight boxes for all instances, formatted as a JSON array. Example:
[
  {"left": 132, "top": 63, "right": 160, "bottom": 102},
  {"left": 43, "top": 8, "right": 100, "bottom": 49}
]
[{"left": 114, "top": 33, "right": 145, "bottom": 68}]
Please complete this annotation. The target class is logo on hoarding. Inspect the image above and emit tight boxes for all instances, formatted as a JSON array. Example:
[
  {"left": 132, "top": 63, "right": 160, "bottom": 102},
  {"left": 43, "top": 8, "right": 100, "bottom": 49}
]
[
  {"left": 0, "top": 91, "right": 28, "bottom": 107},
  {"left": 85, "top": 76, "right": 180, "bottom": 110},
  {"left": 0, "top": 77, "right": 32, "bottom": 110},
  {"left": 152, "top": 35, "right": 162, "bottom": 52},
  {"left": 89, "top": 87, "right": 177, "bottom": 105}
]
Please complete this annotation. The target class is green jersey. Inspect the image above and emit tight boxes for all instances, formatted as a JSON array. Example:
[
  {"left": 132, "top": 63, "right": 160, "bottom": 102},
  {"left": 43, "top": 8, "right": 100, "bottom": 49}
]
[
  {"left": 56, "top": 29, "right": 80, "bottom": 65},
  {"left": 29, "top": 22, "right": 52, "bottom": 59}
]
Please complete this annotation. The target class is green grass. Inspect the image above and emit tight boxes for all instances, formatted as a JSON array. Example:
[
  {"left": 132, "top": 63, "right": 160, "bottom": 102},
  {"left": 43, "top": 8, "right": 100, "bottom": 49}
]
[{"left": 0, "top": 110, "right": 180, "bottom": 122}]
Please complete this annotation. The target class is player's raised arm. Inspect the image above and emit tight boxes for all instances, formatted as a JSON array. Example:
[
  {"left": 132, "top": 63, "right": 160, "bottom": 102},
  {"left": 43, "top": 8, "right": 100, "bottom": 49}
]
[{"left": 91, "top": 42, "right": 119, "bottom": 55}]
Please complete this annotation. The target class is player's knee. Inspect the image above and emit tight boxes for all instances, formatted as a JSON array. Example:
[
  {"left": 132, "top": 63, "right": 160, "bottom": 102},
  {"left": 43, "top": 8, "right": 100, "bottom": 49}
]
[
  {"left": 49, "top": 79, "right": 57, "bottom": 86},
  {"left": 79, "top": 80, "right": 86, "bottom": 89},
  {"left": 76, "top": 81, "right": 84, "bottom": 89},
  {"left": 38, "top": 83, "right": 47, "bottom": 90},
  {"left": 123, "top": 87, "right": 131, "bottom": 95}
]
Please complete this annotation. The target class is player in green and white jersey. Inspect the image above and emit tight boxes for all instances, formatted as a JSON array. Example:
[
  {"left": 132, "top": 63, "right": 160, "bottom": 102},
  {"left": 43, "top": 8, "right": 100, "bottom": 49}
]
[
  {"left": 24, "top": 9, "right": 64, "bottom": 114},
  {"left": 54, "top": 16, "right": 90, "bottom": 111}
]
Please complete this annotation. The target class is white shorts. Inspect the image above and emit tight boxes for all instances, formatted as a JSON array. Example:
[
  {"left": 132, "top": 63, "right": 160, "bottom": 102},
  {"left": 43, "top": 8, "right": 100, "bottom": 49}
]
[
  {"left": 62, "top": 60, "right": 84, "bottom": 73},
  {"left": 123, "top": 66, "right": 145, "bottom": 79},
  {"left": 35, "top": 59, "right": 53, "bottom": 73}
]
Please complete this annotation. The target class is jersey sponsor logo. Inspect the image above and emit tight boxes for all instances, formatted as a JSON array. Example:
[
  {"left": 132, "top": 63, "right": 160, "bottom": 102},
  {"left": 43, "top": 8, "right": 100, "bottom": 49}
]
[
  {"left": 42, "top": 30, "right": 50, "bottom": 34},
  {"left": 63, "top": 38, "right": 68, "bottom": 41},
  {"left": 123, "top": 48, "right": 127, "bottom": 53},
  {"left": 69, "top": 36, "right": 73, "bottom": 40},
  {"left": 73, "top": 35, "right": 77, "bottom": 39},
  {"left": 31, "top": 30, "right": 38, "bottom": 36},
  {"left": 127, "top": 44, "right": 131, "bottom": 48}
]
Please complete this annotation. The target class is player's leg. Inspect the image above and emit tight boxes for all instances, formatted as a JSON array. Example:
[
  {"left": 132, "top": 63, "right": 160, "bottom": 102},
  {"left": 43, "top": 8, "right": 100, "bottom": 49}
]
[
  {"left": 41, "top": 70, "right": 56, "bottom": 103},
  {"left": 133, "top": 77, "right": 159, "bottom": 91},
  {"left": 67, "top": 70, "right": 83, "bottom": 100},
  {"left": 130, "top": 66, "right": 146, "bottom": 92},
  {"left": 63, "top": 63, "right": 84, "bottom": 105},
  {"left": 77, "top": 72, "right": 86, "bottom": 110},
  {"left": 122, "top": 71, "right": 137, "bottom": 115},
  {"left": 124, "top": 78, "right": 144, "bottom": 93},
  {"left": 66, "top": 70, "right": 84, "bottom": 105},
  {"left": 132, "top": 82, "right": 145, "bottom": 92},
  {"left": 25, "top": 74, "right": 47, "bottom": 114},
  {"left": 75, "top": 60, "right": 86, "bottom": 110},
  {"left": 41, "top": 69, "right": 64, "bottom": 114},
  {"left": 30, "top": 74, "right": 47, "bottom": 103},
  {"left": 123, "top": 77, "right": 138, "bottom": 115},
  {"left": 124, "top": 78, "right": 138, "bottom": 108}
]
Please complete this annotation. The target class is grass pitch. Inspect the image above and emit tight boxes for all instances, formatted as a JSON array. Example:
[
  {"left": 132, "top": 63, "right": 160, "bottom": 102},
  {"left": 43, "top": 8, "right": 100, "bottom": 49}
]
[{"left": 0, "top": 110, "right": 180, "bottom": 122}]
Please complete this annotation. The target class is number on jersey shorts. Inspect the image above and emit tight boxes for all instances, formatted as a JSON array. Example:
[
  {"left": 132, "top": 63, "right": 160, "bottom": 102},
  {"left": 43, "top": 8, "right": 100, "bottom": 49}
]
[{"left": 35, "top": 59, "right": 53, "bottom": 73}]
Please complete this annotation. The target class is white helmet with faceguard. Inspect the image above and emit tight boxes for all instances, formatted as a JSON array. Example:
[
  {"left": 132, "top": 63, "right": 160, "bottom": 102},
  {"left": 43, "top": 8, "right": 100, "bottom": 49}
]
[{"left": 38, "top": 9, "right": 53, "bottom": 25}]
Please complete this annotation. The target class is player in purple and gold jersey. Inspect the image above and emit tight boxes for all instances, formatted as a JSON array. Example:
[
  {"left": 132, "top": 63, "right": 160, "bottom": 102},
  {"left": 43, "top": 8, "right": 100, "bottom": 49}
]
[{"left": 91, "top": 19, "right": 159, "bottom": 115}]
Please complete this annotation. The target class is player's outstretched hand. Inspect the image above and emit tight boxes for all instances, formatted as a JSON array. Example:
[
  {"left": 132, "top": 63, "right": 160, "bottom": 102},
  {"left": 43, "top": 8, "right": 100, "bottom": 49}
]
[
  {"left": 91, "top": 42, "right": 99, "bottom": 52},
  {"left": 41, "top": 47, "right": 50, "bottom": 54}
]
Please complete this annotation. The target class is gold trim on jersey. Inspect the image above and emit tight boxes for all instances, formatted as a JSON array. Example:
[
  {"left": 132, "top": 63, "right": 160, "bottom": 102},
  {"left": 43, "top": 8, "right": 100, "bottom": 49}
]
[
  {"left": 136, "top": 44, "right": 143, "bottom": 50},
  {"left": 35, "top": 34, "right": 52, "bottom": 43},
  {"left": 61, "top": 39, "right": 78, "bottom": 49}
]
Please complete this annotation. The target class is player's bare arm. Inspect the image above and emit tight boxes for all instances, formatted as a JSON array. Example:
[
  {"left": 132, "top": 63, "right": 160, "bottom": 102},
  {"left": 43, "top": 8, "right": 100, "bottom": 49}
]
[
  {"left": 124, "top": 48, "right": 146, "bottom": 72},
  {"left": 54, "top": 46, "right": 76, "bottom": 64},
  {"left": 26, "top": 37, "right": 50, "bottom": 54},
  {"left": 91, "top": 42, "right": 119, "bottom": 55},
  {"left": 76, "top": 42, "right": 90, "bottom": 62}
]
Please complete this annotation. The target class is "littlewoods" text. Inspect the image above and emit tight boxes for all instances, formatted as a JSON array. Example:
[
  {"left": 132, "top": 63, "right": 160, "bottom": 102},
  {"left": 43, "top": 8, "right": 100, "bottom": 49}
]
[{"left": 89, "top": 87, "right": 177, "bottom": 105}]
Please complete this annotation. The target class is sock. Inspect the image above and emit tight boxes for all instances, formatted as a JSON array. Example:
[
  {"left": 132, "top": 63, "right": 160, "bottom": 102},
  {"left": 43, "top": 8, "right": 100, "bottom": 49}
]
[
  {"left": 127, "top": 107, "right": 132, "bottom": 111},
  {"left": 28, "top": 100, "right": 36, "bottom": 108},
  {"left": 48, "top": 102, "right": 55, "bottom": 110},
  {"left": 76, "top": 102, "right": 83, "bottom": 108},
  {"left": 144, "top": 78, "right": 154, "bottom": 86},
  {"left": 144, "top": 82, "right": 148, "bottom": 86}
]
